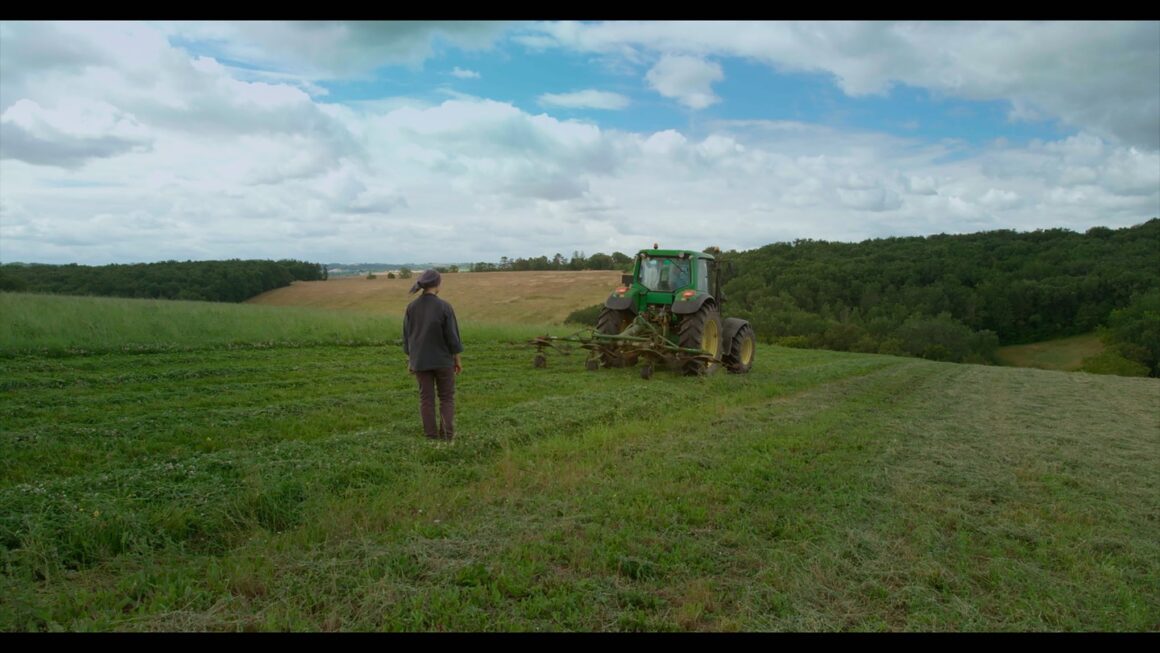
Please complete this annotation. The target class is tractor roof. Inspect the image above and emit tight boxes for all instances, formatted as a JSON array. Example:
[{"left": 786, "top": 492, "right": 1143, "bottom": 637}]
[{"left": 637, "top": 249, "right": 715, "bottom": 260}]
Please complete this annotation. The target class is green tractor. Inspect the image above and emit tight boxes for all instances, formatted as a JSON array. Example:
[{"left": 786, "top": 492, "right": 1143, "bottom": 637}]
[{"left": 531, "top": 246, "right": 756, "bottom": 379}]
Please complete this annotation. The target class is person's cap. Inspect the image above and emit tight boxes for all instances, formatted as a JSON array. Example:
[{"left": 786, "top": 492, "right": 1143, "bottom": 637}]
[{"left": 409, "top": 268, "right": 442, "bottom": 294}]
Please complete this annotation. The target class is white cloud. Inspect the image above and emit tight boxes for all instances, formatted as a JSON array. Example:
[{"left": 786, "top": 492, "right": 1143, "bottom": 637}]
[
  {"left": 451, "top": 67, "right": 481, "bottom": 79},
  {"left": 525, "top": 21, "right": 1160, "bottom": 150},
  {"left": 538, "top": 89, "right": 629, "bottom": 110},
  {"left": 641, "top": 129, "right": 687, "bottom": 155},
  {"left": 1, "top": 99, "right": 153, "bottom": 168},
  {"left": 980, "top": 188, "right": 1022, "bottom": 208},
  {"left": 154, "top": 21, "right": 508, "bottom": 79},
  {"left": 906, "top": 175, "right": 939, "bottom": 195},
  {"left": 0, "top": 23, "right": 360, "bottom": 178},
  {"left": 836, "top": 187, "right": 904, "bottom": 212},
  {"left": 3, "top": 105, "right": 1157, "bottom": 264},
  {"left": 645, "top": 55, "right": 723, "bottom": 110},
  {"left": 1101, "top": 147, "right": 1160, "bottom": 196}
]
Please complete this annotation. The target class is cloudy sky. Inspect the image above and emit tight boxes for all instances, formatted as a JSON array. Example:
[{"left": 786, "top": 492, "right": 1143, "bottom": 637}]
[{"left": 1, "top": 21, "right": 1157, "bottom": 265}]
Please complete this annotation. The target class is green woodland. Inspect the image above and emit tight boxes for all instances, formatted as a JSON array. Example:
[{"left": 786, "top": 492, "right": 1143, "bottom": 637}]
[
  {"left": 0, "top": 259, "right": 326, "bottom": 303},
  {"left": 717, "top": 219, "right": 1160, "bottom": 375}
]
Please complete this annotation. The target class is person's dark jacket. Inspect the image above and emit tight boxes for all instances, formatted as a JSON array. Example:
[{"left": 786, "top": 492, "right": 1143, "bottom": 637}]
[{"left": 403, "top": 293, "right": 464, "bottom": 371}]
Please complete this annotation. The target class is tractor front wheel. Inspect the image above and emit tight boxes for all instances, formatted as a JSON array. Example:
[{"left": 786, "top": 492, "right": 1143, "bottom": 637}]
[
  {"left": 678, "top": 304, "right": 723, "bottom": 376},
  {"left": 723, "top": 323, "right": 756, "bottom": 374}
]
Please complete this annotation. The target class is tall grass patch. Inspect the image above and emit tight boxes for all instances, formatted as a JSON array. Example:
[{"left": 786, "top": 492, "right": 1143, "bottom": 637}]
[{"left": 995, "top": 333, "right": 1104, "bottom": 372}]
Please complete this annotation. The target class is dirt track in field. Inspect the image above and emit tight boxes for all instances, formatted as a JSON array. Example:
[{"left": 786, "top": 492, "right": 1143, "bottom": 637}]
[{"left": 247, "top": 270, "right": 624, "bottom": 325}]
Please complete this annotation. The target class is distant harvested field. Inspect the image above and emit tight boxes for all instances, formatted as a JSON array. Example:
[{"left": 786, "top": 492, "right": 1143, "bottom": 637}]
[
  {"left": 247, "top": 270, "right": 624, "bottom": 325},
  {"left": 995, "top": 334, "right": 1105, "bottom": 372}
]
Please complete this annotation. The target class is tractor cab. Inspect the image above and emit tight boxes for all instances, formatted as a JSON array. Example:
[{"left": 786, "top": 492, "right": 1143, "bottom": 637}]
[
  {"left": 638, "top": 254, "right": 696, "bottom": 293},
  {"left": 612, "top": 248, "right": 718, "bottom": 315}
]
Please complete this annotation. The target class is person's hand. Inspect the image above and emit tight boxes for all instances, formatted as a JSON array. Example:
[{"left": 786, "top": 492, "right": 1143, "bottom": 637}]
[
  {"left": 453, "top": 354, "right": 462, "bottom": 375},
  {"left": 407, "top": 360, "right": 414, "bottom": 374}
]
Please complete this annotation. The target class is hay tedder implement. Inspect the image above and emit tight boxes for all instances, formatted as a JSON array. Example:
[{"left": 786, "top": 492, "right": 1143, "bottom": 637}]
[{"left": 529, "top": 246, "right": 756, "bottom": 379}]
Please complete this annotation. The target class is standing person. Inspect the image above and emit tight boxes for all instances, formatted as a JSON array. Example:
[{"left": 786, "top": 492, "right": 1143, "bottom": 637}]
[{"left": 402, "top": 269, "right": 464, "bottom": 442}]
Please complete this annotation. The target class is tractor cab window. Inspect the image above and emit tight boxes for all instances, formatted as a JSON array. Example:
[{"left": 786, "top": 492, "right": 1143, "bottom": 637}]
[
  {"left": 639, "top": 256, "right": 692, "bottom": 292},
  {"left": 697, "top": 260, "right": 710, "bottom": 293}
]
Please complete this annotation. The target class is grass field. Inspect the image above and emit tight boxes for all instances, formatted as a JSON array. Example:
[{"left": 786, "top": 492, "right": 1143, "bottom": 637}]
[
  {"left": 996, "top": 334, "right": 1105, "bottom": 372},
  {"left": 247, "top": 270, "right": 623, "bottom": 325},
  {"left": 1, "top": 292, "right": 1157, "bottom": 631}
]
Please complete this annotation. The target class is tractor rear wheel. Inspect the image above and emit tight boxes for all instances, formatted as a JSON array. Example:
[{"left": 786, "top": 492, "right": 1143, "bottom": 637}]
[
  {"left": 723, "top": 323, "right": 756, "bottom": 374},
  {"left": 596, "top": 307, "right": 637, "bottom": 367},
  {"left": 678, "top": 303, "right": 722, "bottom": 376}
]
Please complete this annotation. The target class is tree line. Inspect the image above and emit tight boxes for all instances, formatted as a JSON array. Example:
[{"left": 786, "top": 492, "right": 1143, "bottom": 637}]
[
  {"left": 0, "top": 259, "right": 327, "bottom": 303},
  {"left": 715, "top": 219, "right": 1159, "bottom": 375},
  {"left": 470, "top": 251, "right": 634, "bottom": 272}
]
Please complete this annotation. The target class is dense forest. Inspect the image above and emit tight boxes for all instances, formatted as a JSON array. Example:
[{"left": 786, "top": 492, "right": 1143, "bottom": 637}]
[
  {"left": 716, "top": 219, "right": 1159, "bottom": 375},
  {"left": 0, "top": 259, "right": 327, "bottom": 303}
]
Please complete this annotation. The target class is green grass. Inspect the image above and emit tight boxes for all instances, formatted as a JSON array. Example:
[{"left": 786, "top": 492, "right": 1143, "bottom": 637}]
[
  {"left": 995, "top": 334, "right": 1105, "bottom": 372},
  {"left": 0, "top": 292, "right": 409, "bottom": 356},
  {"left": 1, "top": 293, "right": 1157, "bottom": 631}
]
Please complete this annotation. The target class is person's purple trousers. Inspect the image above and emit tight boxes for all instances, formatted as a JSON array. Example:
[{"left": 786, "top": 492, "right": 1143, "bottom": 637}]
[{"left": 415, "top": 368, "right": 455, "bottom": 439}]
